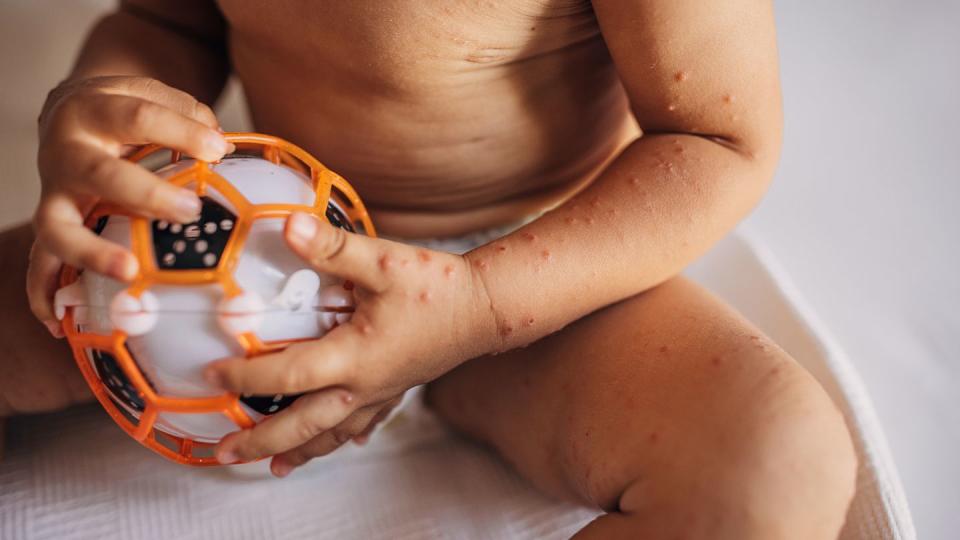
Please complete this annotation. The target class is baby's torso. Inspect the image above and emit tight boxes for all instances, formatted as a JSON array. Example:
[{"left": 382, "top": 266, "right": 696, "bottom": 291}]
[{"left": 218, "top": 0, "right": 633, "bottom": 236}]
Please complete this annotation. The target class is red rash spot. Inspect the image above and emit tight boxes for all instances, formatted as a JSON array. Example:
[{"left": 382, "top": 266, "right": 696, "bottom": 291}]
[
  {"left": 586, "top": 217, "right": 595, "bottom": 225},
  {"left": 770, "top": 367, "right": 781, "bottom": 376},
  {"left": 417, "top": 250, "right": 432, "bottom": 263},
  {"left": 659, "top": 345, "right": 669, "bottom": 354},
  {"left": 419, "top": 290, "right": 432, "bottom": 303},
  {"left": 521, "top": 232, "right": 537, "bottom": 242},
  {"left": 496, "top": 245, "right": 507, "bottom": 253},
  {"left": 343, "top": 280, "right": 355, "bottom": 291},
  {"left": 711, "top": 356, "right": 723, "bottom": 367},
  {"left": 523, "top": 316, "right": 535, "bottom": 327},
  {"left": 500, "top": 323, "right": 513, "bottom": 336},
  {"left": 474, "top": 259, "right": 488, "bottom": 271},
  {"left": 723, "top": 94, "right": 735, "bottom": 104},
  {"left": 443, "top": 264, "right": 455, "bottom": 278},
  {"left": 674, "top": 146, "right": 685, "bottom": 154},
  {"left": 648, "top": 431, "right": 659, "bottom": 444},
  {"left": 400, "top": 259, "right": 410, "bottom": 268},
  {"left": 378, "top": 254, "right": 392, "bottom": 271},
  {"left": 749, "top": 335, "right": 760, "bottom": 341},
  {"left": 362, "top": 324, "right": 373, "bottom": 335},
  {"left": 629, "top": 177, "right": 641, "bottom": 186},
  {"left": 564, "top": 217, "right": 577, "bottom": 225},
  {"left": 340, "top": 392, "right": 354, "bottom": 404},
  {"left": 589, "top": 196, "right": 602, "bottom": 208},
  {"left": 540, "top": 250, "right": 552, "bottom": 261},
  {"left": 674, "top": 70, "right": 687, "bottom": 82}
]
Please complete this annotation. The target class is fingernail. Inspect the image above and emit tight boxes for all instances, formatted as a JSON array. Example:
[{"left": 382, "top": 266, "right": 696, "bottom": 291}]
[
  {"left": 217, "top": 448, "right": 238, "bottom": 464},
  {"left": 205, "top": 130, "right": 229, "bottom": 156},
  {"left": 44, "top": 320, "right": 65, "bottom": 339},
  {"left": 272, "top": 460, "right": 293, "bottom": 478},
  {"left": 173, "top": 189, "right": 202, "bottom": 222},
  {"left": 110, "top": 252, "right": 138, "bottom": 281},
  {"left": 287, "top": 213, "right": 318, "bottom": 242}
]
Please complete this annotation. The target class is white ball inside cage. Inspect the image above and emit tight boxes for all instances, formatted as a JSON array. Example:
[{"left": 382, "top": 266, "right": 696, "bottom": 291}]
[{"left": 55, "top": 152, "right": 363, "bottom": 444}]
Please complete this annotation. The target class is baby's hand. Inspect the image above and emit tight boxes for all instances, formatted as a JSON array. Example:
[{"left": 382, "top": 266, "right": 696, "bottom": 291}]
[
  {"left": 205, "top": 213, "right": 494, "bottom": 476},
  {"left": 29, "top": 76, "right": 231, "bottom": 335}
]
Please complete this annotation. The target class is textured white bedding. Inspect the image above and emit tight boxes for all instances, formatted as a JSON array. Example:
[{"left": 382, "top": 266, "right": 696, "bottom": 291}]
[{"left": 0, "top": 233, "right": 914, "bottom": 539}]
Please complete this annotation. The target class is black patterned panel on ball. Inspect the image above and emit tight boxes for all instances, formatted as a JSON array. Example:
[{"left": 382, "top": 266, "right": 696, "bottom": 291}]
[
  {"left": 240, "top": 393, "right": 302, "bottom": 415},
  {"left": 91, "top": 349, "right": 150, "bottom": 413},
  {"left": 152, "top": 197, "right": 236, "bottom": 270},
  {"left": 326, "top": 202, "right": 354, "bottom": 232}
]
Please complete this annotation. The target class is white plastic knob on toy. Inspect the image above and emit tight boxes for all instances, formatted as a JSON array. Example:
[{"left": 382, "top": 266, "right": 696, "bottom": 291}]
[
  {"left": 319, "top": 284, "right": 355, "bottom": 330},
  {"left": 109, "top": 291, "right": 159, "bottom": 336},
  {"left": 217, "top": 290, "right": 266, "bottom": 336}
]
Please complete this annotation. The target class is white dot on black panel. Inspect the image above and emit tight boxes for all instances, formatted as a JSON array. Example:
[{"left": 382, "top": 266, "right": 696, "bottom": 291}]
[
  {"left": 203, "top": 253, "right": 217, "bottom": 267},
  {"left": 173, "top": 240, "right": 186, "bottom": 253},
  {"left": 268, "top": 405, "right": 279, "bottom": 413},
  {"left": 157, "top": 221, "right": 169, "bottom": 230},
  {"left": 272, "top": 394, "right": 283, "bottom": 402},
  {"left": 220, "top": 219, "right": 234, "bottom": 231},
  {"left": 162, "top": 253, "right": 176, "bottom": 266},
  {"left": 195, "top": 239, "right": 208, "bottom": 253},
  {"left": 204, "top": 222, "right": 217, "bottom": 234},
  {"left": 185, "top": 224, "right": 200, "bottom": 239},
  {"left": 169, "top": 223, "right": 182, "bottom": 234}
]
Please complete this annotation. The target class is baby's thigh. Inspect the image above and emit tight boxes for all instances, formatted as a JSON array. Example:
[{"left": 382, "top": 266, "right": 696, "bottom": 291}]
[{"left": 426, "top": 276, "right": 854, "bottom": 523}]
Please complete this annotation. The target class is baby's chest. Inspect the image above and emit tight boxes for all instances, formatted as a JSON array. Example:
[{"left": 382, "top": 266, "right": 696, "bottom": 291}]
[{"left": 220, "top": 0, "right": 600, "bottom": 71}]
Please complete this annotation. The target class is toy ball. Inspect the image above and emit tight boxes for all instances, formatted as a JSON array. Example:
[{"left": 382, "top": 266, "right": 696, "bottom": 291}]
[{"left": 53, "top": 133, "right": 375, "bottom": 465}]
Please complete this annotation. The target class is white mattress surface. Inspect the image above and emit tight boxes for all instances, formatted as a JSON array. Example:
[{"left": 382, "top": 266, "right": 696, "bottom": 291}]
[{"left": 0, "top": 233, "right": 913, "bottom": 540}]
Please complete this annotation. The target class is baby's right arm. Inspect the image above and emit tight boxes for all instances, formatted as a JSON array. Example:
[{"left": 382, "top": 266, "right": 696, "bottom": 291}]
[{"left": 30, "top": 0, "right": 232, "bottom": 333}]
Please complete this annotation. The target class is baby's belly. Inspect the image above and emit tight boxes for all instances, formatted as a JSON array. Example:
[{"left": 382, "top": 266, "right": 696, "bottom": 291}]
[{"left": 230, "top": 29, "right": 633, "bottom": 237}]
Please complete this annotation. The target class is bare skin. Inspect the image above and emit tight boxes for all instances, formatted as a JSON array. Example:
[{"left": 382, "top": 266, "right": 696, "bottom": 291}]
[{"left": 0, "top": 0, "right": 858, "bottom": 538}]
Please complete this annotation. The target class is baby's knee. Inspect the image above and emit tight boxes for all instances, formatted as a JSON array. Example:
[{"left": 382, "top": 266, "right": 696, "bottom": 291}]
[{"left": 613, "top": 359, "right": 857, "bottom": 539}]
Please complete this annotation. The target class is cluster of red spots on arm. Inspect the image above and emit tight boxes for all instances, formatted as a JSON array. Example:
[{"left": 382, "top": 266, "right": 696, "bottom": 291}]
[
  {"left": 418, "top": 290, "right": 432, "bottom": 303},
  {"left": 417, "top": 249, "right": 432, "bottom": 263},
  {"left": 443, "top": 264, "right": 455, "bottom": 278},
  {"left": 378, "top": 253, "right": 393, "bottom": 272}
]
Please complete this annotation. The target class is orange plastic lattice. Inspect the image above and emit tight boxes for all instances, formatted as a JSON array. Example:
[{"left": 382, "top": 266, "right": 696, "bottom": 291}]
[{"left": 59, "top": 132, "right": 375, "bottom": 466}]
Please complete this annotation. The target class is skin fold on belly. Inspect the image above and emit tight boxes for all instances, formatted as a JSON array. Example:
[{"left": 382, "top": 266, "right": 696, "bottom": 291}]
[{"left": 222, "top": 0, "right": 635, "bottom": 236}]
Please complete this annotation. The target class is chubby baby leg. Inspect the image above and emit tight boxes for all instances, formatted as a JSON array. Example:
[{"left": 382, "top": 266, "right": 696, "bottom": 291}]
[
  {"left": 0, "top": 223, "right": 90, "bottom": 418},
  {"left": 427, "top": 276, "right": 857, "bottom": 539}
]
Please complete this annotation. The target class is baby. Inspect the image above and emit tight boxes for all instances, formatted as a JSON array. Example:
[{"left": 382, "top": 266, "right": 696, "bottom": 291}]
[{"left": 0, "top": 1, "right": 858, "bottom": 538}]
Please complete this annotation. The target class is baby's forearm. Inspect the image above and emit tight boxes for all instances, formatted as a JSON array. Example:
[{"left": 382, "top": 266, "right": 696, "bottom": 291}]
[
  {"left": 65, "top": 3, "right": 229, "bottom": 105},
  {"left": 466, "top": 132, "right": 778, "bottom": 352}
]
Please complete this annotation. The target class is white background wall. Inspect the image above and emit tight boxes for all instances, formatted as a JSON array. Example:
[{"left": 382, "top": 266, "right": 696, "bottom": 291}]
[{"left": 0, "top": 1, "right": 956, "bottom": 538}]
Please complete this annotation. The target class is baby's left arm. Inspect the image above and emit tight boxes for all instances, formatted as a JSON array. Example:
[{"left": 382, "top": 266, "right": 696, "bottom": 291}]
[
  {"left": 467, "top": 0, "right": 783, "bottom": 352},
  {"left": 205, "top": 0, "right": 783, "bottom": 473}
]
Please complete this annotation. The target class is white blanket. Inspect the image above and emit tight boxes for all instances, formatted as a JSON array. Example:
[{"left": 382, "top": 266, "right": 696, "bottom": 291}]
[{"left": 0, "top": 232, "right": 914, "bottom": 539}]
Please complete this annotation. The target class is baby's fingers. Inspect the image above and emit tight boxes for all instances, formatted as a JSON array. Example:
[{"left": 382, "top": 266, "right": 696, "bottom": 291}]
[
  {"left": 65, "top": 145, "right": 201, "bottom": 223},
  {"left": 26, "top": 242, "right": 65, "bottom": 334},
  {"left": 214, "top": 388, "right": 356, "bottom": 464},
  {"left": 33, "top": 194, "right": 138, "bottom": 282},
  {"left": 269, "top": 403, "right": 385, "bottom": 477},
  {"left": 81, "top": 94, "right": 229, "bottom": 162}
]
